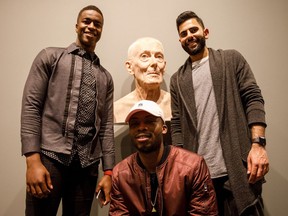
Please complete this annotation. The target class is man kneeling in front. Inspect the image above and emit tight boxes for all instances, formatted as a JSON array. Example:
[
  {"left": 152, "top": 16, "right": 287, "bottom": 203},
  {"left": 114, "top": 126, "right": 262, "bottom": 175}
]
[{"left": 109, "top": 100, "right": 218, "bottom": 215}]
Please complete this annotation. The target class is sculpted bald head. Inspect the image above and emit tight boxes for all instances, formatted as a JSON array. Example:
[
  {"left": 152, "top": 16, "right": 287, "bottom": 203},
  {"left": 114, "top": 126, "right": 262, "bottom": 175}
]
[{"left": 127, "top": 37, "right": 165, "bottom": 60}]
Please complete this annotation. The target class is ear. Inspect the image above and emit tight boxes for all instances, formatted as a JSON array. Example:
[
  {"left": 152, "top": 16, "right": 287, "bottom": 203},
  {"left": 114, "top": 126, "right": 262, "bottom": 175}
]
[
  {"left": 162, "top": 124, "right": 168, "bottom": 135},
  {"left": 75, "top": 24, "right": 78, "bottom": 33},
  {"left": 125, "top": 60, "right": 134, "bottom": 75},
  {"left": 163, "top": 60, "right": 167, "bottom": 74},
  {"left": 204, "top": 28, "right": 209, "bottom": 39}
]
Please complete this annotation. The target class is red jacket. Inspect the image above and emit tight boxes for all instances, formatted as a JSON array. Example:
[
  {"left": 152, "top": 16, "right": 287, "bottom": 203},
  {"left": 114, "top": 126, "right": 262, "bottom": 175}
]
[{"left": 109, "top": 146, "right": 218, "bottom": 216}]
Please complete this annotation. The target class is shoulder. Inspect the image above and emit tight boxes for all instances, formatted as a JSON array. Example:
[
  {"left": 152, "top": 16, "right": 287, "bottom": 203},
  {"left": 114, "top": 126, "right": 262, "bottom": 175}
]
[
  {"left": 42, "top": 46, "right": 66, "bottom": 57},
  {"left": 170, "top": 57, "right": 191, "bottom": 80},
  {"left": 98, "top": 64, "right": 113, "bottom": 80},
  {"left": 114, "top": 92, "right": 137, "bottom": 109},
  {"left": 170, "top": 146, "right": 204, "bottom": 165},
  {"left": 210, "top": 48, "right": 244, "bottom": 60},
  {"left": 114, "top": 93, "right": 136, "bottom": 123},
  {"left": 160, "top": 89, "right": 171, "bottom": 96},
  {"left": 112, "top": 154, "right": 137, "bottom": 175},
  {"left": 159, "top": 90, "right": 171, "bottom": 103}
]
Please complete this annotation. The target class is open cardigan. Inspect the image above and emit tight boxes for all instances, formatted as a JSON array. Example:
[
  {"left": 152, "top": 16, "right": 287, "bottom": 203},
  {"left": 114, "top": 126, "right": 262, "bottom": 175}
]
[{"left": 170, "top": 48, "right": 266, "bottom": 214}]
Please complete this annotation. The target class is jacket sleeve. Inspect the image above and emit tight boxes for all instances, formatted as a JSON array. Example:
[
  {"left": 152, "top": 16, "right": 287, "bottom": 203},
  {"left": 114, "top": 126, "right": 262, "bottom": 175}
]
[
  {"left": 109, "top": 171, "right": 130, "bottom": 216},
  {"left": 231, "top": 50, "right": 266, "bottom": 127},
  {"left": 99, "top": 72, "right": 115, "bottom": 171},
  {"left": 21, "top": 49, "right": 52, "bottom": 155},
  {"left": 188, "top": 157, "right": 218, "bottom": 216},
  {"left": 170, "top": 73, "right": 184, "bottom": 147}
]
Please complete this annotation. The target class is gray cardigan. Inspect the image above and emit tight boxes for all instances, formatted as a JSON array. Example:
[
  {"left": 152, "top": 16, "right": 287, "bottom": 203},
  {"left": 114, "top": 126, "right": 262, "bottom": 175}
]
[{"left": 170, "top": 48, "right": 266, "bottom": 214}]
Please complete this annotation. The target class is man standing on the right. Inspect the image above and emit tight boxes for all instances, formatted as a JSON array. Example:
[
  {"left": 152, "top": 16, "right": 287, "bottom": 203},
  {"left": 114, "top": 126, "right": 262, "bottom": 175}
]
[{"left": 170, "top": 11, "right": 269, "bottom": 216}]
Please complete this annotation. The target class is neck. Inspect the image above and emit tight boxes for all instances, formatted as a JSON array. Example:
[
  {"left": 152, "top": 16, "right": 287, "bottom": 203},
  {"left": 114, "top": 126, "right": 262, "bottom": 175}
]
[
  {"left": 134, "top": 85, "right": 162, "bottom": 103},
  {"left": 75, "top": 40, "right": 95, "bottom": 53},
  {"left": 139, "top": 144, "right": 164, "bottom": 173}
]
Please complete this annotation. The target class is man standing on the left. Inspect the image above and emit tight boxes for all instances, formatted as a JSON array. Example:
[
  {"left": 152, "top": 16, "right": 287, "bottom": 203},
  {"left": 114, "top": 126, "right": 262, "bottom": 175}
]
[{"left": 21, "top": 5, "right": 115, "bottom": 215}]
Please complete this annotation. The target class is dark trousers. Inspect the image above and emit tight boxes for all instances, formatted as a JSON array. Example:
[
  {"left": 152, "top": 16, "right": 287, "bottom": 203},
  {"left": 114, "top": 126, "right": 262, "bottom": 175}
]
[
  {"left": 25, "top": 154, "right": 98, "bottom": 216},
  {"left": 213, "top": 176, "right": 264, "bottom": 216}
]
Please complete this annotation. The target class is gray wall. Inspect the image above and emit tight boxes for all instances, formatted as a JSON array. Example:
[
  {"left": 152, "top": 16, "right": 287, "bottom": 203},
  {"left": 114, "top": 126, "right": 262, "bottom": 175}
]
[{"left": 1, "top": 0, "right": 287, "bottom": 215}]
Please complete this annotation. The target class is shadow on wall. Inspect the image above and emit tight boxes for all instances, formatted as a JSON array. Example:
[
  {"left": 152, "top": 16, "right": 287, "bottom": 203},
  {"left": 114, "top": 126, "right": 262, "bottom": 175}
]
[
  {"left": 262, "top": 168, "right": 288, "bottom": 216},
  {"left": 2, "top": 187, "right": 26, "bottom": 216}
]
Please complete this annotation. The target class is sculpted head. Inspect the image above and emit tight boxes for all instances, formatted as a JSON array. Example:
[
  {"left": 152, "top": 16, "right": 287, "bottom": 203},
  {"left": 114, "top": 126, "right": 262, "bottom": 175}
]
[{"left": 125, "top": 37, "right": 166, "bottom": 89}]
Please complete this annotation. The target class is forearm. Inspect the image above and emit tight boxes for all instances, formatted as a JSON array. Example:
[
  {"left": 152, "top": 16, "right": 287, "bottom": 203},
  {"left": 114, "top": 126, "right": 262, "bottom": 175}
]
[
  {"left": 170, "top": 79, "right": 183, "bottom": 146},
  {"left": 100, "top": 82, "right": 115, "bottom": 170},
  {"left": 250, "top": 124, "right": 265, "bottom": 139}
]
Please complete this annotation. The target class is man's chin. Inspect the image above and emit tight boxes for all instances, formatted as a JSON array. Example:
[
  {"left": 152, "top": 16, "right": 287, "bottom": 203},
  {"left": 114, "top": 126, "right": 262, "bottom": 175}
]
[{"left": 135, "top": 144, "right": 155, "bottom": 154}]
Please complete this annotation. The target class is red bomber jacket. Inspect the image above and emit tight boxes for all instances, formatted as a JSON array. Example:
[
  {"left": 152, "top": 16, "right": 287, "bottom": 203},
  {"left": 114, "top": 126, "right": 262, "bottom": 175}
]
[{"left": 109, "top": 145, "right": 218, "bottom": 216}]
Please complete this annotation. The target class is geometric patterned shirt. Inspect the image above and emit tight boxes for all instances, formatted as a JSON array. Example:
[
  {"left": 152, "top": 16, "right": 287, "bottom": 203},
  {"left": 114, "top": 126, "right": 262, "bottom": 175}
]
[{"left": 42, "top": 50, "right": 97, "bottom": 168}]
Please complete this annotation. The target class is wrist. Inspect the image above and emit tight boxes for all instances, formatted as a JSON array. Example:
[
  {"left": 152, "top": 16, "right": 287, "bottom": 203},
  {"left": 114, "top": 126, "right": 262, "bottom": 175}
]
[
  {"left": 104, "top": 170, "right": 112, "bottom": 176},
  {"left": 251, "top": 136, "right": 266, "bottom": 147}
]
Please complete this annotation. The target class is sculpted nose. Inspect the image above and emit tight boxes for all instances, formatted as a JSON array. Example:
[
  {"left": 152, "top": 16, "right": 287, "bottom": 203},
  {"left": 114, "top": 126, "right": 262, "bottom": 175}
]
[{"left": 149, "top": 56, "right": 158, "bottom": 67}]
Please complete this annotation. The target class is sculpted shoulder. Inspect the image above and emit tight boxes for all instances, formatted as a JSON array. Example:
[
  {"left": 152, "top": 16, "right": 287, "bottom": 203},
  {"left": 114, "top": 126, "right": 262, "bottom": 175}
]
[{"left": 114, "top": 92, "right": 138, "bottom": 123}]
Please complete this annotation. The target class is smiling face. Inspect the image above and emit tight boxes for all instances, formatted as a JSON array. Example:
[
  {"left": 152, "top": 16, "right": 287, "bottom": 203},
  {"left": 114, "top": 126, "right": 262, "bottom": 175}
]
[
  {"left": 128, "top": 111, "right": 167, "bottom": 154},
  {"left": 178, "top": 18, "right": 209, "bottom": 60},
  {"left": 75, "top": 9, "right": 103, "bottom": 52},
  {"left": 126, "top": 38, "right": 166, "bottom": 89}
]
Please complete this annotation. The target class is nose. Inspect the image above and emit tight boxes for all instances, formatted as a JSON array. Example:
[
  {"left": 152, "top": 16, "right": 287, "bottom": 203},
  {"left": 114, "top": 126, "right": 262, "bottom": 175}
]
[
  {"left": 149, "top": 56, "right": 159, "bottom": 68},
  {"left": 185, "top": 30, "right": 195, "bottom": 43},
  {"left": 88, "top": 22, "right": 96, "bottom": 29},
  {"left": 137, "top": 121, "right": 148, "bottom": 131},
  {"left": 186, "top": 29, "right": 195, "bottom": 38}
]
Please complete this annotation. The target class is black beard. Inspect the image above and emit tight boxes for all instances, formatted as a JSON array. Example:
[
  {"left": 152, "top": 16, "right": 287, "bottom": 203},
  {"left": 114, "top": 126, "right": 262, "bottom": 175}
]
[{"left": 182, "top": 36, "right": 206, "bottom": 56}]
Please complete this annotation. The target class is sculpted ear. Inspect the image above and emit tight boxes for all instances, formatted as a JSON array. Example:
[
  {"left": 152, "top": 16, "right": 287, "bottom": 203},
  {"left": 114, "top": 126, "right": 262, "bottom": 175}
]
[{"left": 125, "top": 60, "right": 134, "bottom": 75}]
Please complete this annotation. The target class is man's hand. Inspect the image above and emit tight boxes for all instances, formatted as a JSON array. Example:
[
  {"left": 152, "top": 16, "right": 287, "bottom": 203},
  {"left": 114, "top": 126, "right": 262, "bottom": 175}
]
[
  {"left": 26, "top": 153, "right": 53, "bottom": 198},
  {"left": 247, "top": 144, "right": 269, "bottom": 184},
  {"left": 95, "top": 174, "right": 112, "bottom": 206}
]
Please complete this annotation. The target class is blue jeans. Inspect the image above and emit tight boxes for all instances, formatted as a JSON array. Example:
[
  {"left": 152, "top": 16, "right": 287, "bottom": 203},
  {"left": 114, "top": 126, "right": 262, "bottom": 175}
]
[{"left": 25, "top": 154, "right": 99, "bottom": 216}]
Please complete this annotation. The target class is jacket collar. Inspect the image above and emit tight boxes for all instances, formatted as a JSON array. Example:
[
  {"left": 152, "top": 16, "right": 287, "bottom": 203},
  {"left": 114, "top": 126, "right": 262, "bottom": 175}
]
[
  {"left": 67, "top": 43, "right": 100, "bottom": 66},
  {"left": 136, "top": 145, "right": 171, "bottom": 170}
]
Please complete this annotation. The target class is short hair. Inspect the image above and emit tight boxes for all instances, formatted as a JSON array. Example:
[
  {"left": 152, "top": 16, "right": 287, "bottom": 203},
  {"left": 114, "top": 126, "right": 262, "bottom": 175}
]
[
  {"left": 176, "top": 11, "right": 205, "bottom": 32},
  {"left": 77, "top": 5, "right": 104, "bottom": 23}
]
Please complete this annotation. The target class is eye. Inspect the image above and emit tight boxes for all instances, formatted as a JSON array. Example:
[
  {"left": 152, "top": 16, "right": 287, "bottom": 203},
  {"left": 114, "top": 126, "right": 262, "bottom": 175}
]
[
  {"left": 189, "top": 27, "right": 198, "bottom": 34},
  {"left": 129, "top": 120, "right": 140, "bottom": 128},
  {"left": 83, "top": 19, "right": 92, "bottom": 25},
  {"left": 155, "top": 54, "right": 164, "bottom": 63},
  {"left": 93, "top": 21, "right": 102, "bottom": 28},
  {"left": 180, "top": 31, "right": 187, "bottom": 38},
  {"left": 140, "top": 53, "right": 150, "bottom": 62},
  {"left": 144, "top": 117, "right": 157, "bottom": 125}
]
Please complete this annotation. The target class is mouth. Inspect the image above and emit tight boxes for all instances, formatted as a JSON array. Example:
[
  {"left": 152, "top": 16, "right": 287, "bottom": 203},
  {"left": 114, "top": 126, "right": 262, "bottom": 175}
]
[
  {"left": 186, "top": 40, "right": 197, "bottom": 46},
  {"left": 84, "top": 31, "right": 97, "bottom": 37},
  {"left": 185, "top": 36, "right": 198, "bottom": 44},
  {"left": 135, "top": 133, "right": 151, "bottom": 142},
  {"left": 147, "top": 71, "right": 161, "bottom": 76}
]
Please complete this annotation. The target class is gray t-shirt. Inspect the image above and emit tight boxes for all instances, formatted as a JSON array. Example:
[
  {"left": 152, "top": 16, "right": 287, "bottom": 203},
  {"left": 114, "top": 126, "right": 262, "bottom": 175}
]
[{"left": 192, "top": 56, "right": 227, "bottom": 178}]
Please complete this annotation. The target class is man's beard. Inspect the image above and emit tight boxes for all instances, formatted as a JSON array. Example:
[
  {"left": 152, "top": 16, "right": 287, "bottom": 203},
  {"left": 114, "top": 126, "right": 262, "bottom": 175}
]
[{"left": 182, "top": 35, "right": 206, "bottom": 56}]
